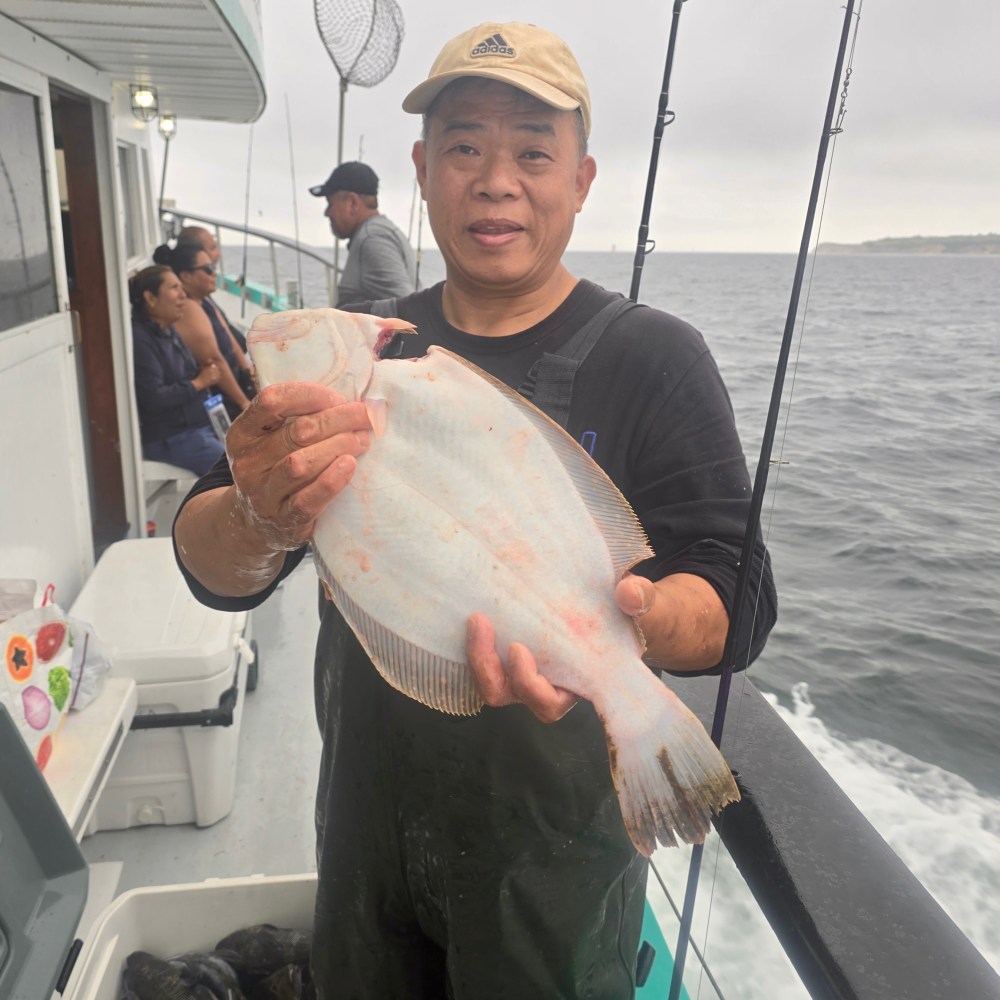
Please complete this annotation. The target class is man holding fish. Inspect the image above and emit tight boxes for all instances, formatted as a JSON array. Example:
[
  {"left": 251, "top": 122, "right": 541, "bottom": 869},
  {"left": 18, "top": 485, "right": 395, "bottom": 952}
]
[{"left": 175, "top": 20, "right": 776, "bottom": 999}]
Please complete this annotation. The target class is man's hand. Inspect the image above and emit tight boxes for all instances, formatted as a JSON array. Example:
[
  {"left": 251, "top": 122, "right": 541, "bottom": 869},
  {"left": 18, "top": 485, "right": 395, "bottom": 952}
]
[
  {"left": 192, "top": 360, "right": 221, "bottom": 391},
  {"left": 466, "top": 613, "right": 578, "bottom": 723},
  {"left": 615, "top": 573, "right": 656, "bottom": 621},
  {"left": 615, "top": 572, "right": 729, "bottom": 672},
  {"left": 175, "top": 381, "right": 372, "bottom": 597},
  {"left": 227, "top": 382, "right": 373, "bottom": 551}
]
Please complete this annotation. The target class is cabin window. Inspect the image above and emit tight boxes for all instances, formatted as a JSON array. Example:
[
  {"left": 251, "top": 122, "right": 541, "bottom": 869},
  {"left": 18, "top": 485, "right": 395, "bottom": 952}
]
[
  {"left": 116, "top": 143, "right": 143, "bottom": 260},
  {"left": 0, "top": 82, "right": 58, "bottom": 334}
]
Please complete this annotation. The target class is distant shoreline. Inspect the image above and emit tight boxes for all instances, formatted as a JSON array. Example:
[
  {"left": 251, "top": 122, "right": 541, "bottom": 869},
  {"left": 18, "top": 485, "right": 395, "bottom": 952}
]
[{"left": 817, "top": 234, "right": 1000, "bottom": 255}]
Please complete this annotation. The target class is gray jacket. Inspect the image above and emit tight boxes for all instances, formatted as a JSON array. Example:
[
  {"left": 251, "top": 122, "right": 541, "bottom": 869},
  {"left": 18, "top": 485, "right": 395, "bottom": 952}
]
[{"left": 337, "top": 214, "right": 417, "bottom": 306}]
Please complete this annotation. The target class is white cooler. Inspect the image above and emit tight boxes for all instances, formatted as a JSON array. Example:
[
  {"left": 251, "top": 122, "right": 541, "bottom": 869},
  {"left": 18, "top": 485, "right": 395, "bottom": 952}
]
[
  {"left": 62, "top": 874, "right": 316, "bottom": 1000},
  {"left": 68, "top": 538, "right": 254, "bottom": 831},
  {"left": 0, "top": 702, "right": 312, "bottom": 1000}
]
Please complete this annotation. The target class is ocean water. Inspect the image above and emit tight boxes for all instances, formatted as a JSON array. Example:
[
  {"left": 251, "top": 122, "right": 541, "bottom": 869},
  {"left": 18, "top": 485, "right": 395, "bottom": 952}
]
[{"left": 233, "top": 245, "right": 1000, "bottom": 994}]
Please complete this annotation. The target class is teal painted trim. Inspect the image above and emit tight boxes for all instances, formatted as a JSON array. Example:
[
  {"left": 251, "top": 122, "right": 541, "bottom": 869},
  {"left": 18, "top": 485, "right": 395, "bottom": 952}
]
[
  {"left": 219, "top": 274, "right": 287, "bottom": 312},
  {"left": 212, "top": 0, "right": 263, "bottom": 71},
  {"left": 209, "top": 0, "right": 266, "bottom": 116},
  {"left": 637, "top": 900, "right": 690, "bottom": 999}
]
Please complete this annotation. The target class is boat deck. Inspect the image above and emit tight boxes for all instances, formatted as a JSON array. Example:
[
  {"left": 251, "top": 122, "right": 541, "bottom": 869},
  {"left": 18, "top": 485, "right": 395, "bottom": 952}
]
[{"left": 80, "top": 559, "right": 322, "bottom": 891}]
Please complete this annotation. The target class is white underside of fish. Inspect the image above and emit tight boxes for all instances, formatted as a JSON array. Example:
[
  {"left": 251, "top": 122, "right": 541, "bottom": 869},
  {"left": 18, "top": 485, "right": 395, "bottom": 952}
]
[{"left": 249, "top": 314, "right": 740, "bottom": 854}]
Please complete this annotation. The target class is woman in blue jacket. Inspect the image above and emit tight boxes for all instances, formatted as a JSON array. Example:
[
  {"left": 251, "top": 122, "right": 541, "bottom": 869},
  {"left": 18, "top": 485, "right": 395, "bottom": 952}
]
[{"left": 130, "top": 265, "right": 224, "bottom": 475}]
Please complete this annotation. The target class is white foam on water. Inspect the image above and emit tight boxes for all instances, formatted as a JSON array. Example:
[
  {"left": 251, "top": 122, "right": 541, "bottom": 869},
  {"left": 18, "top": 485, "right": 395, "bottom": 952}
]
[
  {"left": 771, "top": 682, "right": 1000, "bottom": 971},
  {"left": 647, "top": 683, "right": 1000, "bottom": 999}
]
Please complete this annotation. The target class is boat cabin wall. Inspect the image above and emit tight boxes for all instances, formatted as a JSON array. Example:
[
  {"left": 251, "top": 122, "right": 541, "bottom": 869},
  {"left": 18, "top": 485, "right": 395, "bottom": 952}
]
[{"left": 0, "top": 16, "right": 152, "bottom": 607}]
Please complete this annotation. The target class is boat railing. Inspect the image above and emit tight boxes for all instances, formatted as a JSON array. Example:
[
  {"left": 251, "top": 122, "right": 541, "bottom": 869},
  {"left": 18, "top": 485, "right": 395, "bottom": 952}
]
[{"left": 160, "top": 207, "right": 337, "bottom": 311}]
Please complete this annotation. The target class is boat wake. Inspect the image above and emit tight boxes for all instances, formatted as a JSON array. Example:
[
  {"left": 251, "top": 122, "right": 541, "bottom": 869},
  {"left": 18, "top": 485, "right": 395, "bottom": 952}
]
[
  {"left": 647, "top": 682, "right": 1000, "bottom": 998},
  {"left": 772, "top": 682, "right": 1000, "bottom": 972}
]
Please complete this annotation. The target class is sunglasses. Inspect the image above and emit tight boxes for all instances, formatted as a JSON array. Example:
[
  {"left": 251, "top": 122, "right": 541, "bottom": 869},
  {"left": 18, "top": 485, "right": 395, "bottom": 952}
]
[{"left": 192, "top": 264, "right": 216, "bottom": 275}]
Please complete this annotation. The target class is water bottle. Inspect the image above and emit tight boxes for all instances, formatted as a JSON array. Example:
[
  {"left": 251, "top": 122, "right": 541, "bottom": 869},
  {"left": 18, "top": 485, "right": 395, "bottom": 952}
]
[{"left": 204, "top": 393, "right": 231, "bottom": 443}]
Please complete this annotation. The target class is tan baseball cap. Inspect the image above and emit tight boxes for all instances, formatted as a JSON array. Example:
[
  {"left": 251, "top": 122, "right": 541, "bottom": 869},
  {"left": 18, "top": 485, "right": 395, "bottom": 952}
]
[{"left": 402, "top": 22, "right": 592, "bottom": 137}]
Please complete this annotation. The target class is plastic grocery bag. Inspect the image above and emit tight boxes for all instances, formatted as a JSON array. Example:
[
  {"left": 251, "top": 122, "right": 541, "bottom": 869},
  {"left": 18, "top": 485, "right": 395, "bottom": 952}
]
[
  {"left": 1, "top": 604, "right": 76, "bottom": 770},
  {"left": 0, "top": 578, "right": 38, "bottom": 624},
  {"left": 66, "top": 613, "right": 113, "bottom": 710}
]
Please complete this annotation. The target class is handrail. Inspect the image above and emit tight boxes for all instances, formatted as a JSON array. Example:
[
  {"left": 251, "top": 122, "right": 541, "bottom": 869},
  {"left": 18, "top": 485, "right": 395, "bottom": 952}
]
[{"left": 159, "top": 206, "right": 337, "bottom": 307}]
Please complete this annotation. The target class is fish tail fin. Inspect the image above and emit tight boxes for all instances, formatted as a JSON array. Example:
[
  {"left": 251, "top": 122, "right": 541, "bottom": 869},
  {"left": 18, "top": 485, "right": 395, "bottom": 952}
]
[{"left": 600, "top": 675, "right": 740, "bottom": 856}]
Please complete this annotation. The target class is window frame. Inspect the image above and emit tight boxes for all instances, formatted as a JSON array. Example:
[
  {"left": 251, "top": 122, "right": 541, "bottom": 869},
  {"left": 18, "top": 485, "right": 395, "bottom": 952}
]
[{"left": 0, "top": 60, "right": 68, "bottom": 340}]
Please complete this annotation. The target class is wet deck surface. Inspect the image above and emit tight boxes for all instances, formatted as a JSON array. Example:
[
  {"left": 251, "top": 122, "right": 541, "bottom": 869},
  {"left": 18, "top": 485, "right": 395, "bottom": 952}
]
[{"left": 80, "top": 560, "right": 322, "bottom": 892}]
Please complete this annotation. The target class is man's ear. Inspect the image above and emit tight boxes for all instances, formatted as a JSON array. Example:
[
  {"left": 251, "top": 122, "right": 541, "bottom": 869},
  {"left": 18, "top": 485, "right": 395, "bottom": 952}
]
[
  {"left": 575, "top": 155, "right": 597, "bottom": 213},
  {"left": 412, "top": 141, "right": 428, "bottom": 198}
]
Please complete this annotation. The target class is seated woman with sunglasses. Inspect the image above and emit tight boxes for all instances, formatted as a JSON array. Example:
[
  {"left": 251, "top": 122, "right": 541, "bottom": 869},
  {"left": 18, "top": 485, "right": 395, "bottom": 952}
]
[
  {"left": 129, "top": 265, "right": 225, "bottom": 476},
  {"left": 153, "top": 242, "right": 254, "bottom": 418}
]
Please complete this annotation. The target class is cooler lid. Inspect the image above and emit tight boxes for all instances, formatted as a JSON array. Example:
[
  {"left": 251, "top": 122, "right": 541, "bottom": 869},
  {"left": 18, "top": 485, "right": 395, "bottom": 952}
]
[
  {"left": 69, "top": 538, "right": 245, "bottom": 684},
  {"left": 0, "top": 704, "right": 87, "bottom": 1000}
]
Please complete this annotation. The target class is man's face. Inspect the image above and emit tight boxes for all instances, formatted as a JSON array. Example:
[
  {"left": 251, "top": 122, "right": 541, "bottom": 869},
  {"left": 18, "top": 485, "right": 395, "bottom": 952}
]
[
  {"left": 324, "top": 192, "right": 356, "bottom": 240},
  {"left": 187, "top": 228, "right": 220, "bottom": 264},
  {"left": 199, "top": 231, "right": 220, "bottom": 264},
  {"left": 181, "top": 250, "right": 217, "bottom": 299},
  {"left": 412, "top": 79, "right": 595, "bottom": 299}
]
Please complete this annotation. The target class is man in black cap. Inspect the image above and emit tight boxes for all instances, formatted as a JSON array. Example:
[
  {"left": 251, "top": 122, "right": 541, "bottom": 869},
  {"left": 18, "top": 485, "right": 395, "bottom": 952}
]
[{"left": 310, "top": 161, "right": 417, "bottom": 306}]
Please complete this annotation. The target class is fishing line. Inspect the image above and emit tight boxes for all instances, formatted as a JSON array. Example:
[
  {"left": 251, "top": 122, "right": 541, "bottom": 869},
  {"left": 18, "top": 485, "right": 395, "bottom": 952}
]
[
  {"left": 239, "top": 125, "right": 254, "bottom": 320},
  {"left": 284, "top": 94, "right": 305, "bottom": 307},
  {"left": 664, "top": 3, "right": 864, "bottom": 998},
  {"left": 408, "top": 176, "right": 419, "bottom": 243},
  {"left": 415, "top": 195, "right": 425, "bottom": 290},
  {"left": 647, "top": 862, "right": 727, "bottom": 1000},
  {"left": 629, "top": 0, "right": 688, "bottom": 303}
]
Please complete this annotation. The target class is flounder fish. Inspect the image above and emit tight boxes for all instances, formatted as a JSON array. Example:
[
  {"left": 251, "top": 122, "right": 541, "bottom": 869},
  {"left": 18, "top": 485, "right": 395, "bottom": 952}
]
[{"left": 247, "top": 308, "right": 739, "bottom": 855}]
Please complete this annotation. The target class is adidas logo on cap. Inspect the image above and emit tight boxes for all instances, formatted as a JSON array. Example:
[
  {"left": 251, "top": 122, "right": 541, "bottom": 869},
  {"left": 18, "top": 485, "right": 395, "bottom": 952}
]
[{"left": 470, "top": 33, "right": 515, "bottom": 58}]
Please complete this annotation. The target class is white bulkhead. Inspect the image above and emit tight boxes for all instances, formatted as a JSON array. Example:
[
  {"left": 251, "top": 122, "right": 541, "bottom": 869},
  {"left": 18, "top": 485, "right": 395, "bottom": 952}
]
[{"left": 0, "top": 1, "right": 265, "bottom": 603}]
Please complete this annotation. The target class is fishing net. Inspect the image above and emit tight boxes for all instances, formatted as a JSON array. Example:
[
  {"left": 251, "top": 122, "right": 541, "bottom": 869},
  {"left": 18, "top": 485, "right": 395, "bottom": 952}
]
[
  {"left": 314, "top": 0, "right": 405, "bottom": 89},
  {"left": 313, "top": 0, "right": 406, "bottom": 302}
]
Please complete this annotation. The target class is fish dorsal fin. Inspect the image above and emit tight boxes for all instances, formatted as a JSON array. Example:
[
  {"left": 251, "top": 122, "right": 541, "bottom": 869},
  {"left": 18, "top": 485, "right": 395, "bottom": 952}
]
[
  {"left": 318, "top": 550, "right": 484, "bottom": 717},
  {"left": 428, "top": 346, "right": 654, "bottom": 577}
]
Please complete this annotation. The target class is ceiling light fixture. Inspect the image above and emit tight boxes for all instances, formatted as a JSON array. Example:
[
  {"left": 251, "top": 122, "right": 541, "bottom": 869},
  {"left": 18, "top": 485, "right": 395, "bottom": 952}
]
[
  {"left": 129, "top": 84, "right": 158, "bottom": 122},
  {"left": 158, "top": 113, "right": 177, "bottom": 140}
]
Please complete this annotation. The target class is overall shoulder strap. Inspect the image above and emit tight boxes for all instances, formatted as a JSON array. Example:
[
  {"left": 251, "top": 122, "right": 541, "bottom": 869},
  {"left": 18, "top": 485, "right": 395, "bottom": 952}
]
[
  {"left": 368, "top": 297, "right": 398, "bottom": 318},
  {"left": 519, "top": 296, "right": 638, "bottom": 429}
]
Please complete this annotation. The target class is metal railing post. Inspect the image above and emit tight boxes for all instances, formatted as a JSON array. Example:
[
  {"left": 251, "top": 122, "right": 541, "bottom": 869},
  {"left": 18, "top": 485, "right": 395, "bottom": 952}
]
[
  {"left": 215, "top": 224, "right": 224, "bottom": 281},
  {"left": 269, "top": 242, "right": 280, "bottom": 307},
  {"left": 159, "top": 207, "right": 339, "bottom": 311}
]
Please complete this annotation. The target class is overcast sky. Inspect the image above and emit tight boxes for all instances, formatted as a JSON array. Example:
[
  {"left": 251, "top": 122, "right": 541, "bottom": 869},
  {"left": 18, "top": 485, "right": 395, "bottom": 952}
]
[{"left": 154, "top": 0, "right": 1000, "bottom": 253}]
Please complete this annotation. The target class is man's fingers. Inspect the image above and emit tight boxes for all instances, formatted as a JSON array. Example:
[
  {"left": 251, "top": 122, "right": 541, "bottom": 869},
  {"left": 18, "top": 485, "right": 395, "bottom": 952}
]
[
  {"left": 466, "top": 614, "right": 516, "bottom": 707},
  {"left": 282, "top": 403, "right": 372, "bottom": 450},
  {"left": 276, "top": 454, "right": 359, "bottom": 527},
  {"left": 236, "top": 382, "right": 350, "bottom": 435},
  {"left": 616, "top": 574, "right": 655, "bottom": 618},
  {"left": 466, "top": 615, "right": 578, "bottom": 721},
  {"left": 506, "top": 643, "right": 578, "bottom": 723}
]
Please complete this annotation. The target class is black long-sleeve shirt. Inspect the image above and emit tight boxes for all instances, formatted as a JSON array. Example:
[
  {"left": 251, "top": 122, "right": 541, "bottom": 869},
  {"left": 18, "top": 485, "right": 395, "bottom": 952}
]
[{"left": 131, "top": 317, "right": 210, "bottom": 444}]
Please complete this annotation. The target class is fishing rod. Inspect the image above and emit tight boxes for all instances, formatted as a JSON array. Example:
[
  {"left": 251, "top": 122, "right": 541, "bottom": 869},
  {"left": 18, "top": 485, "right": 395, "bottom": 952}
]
[
  {"left": 239, "top": 125, "right": 254, "bottom": 320},
  {"left": 665, "top": 4, "right": 863, "bottom": 998},
  {"left": 629, "top": 0, "right": 687, "bottom": 303},
  {"left": 284, "top": 94, "right": 305, "bottom": 308}
]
